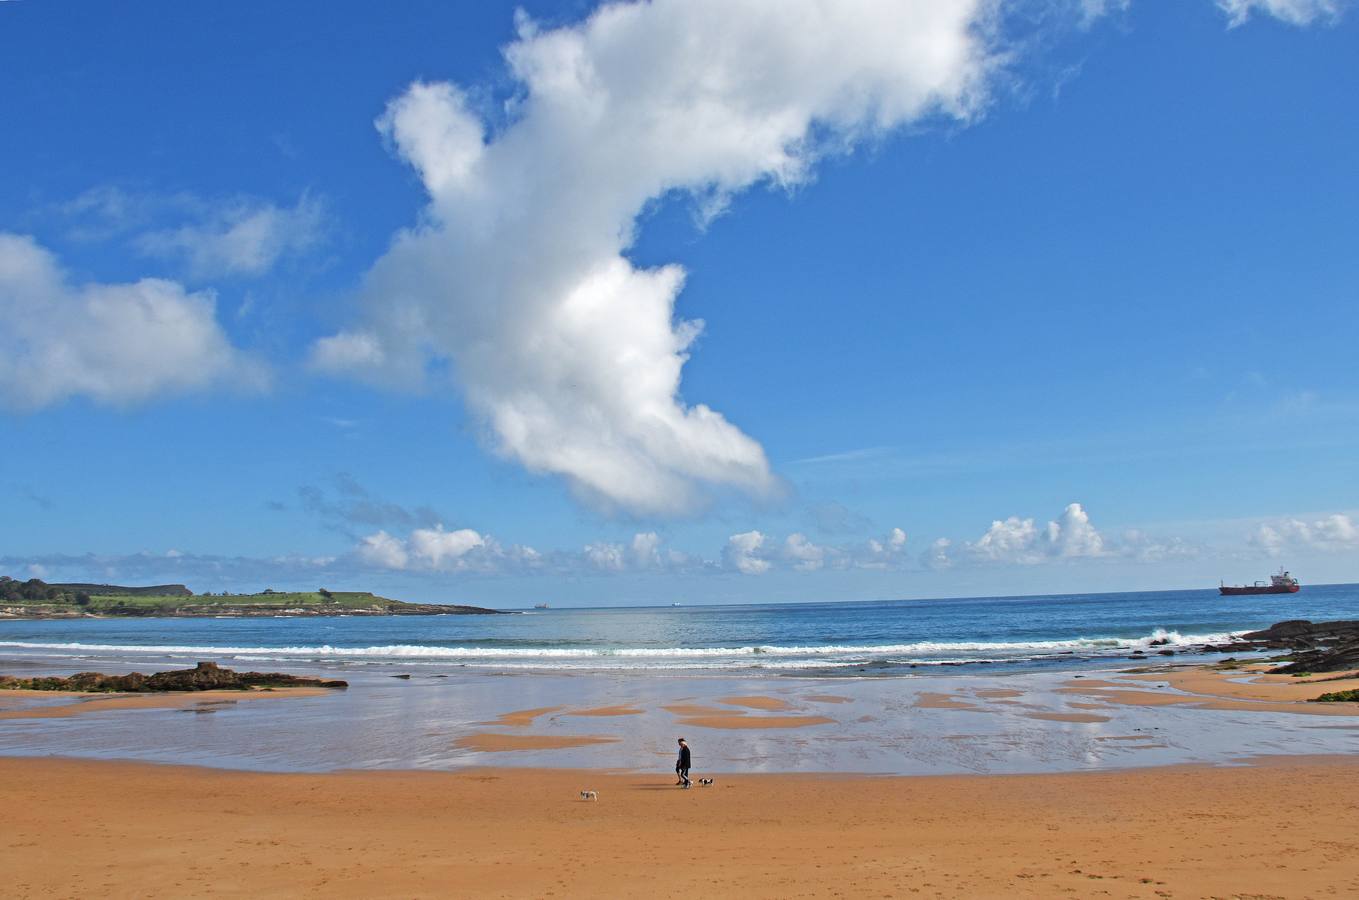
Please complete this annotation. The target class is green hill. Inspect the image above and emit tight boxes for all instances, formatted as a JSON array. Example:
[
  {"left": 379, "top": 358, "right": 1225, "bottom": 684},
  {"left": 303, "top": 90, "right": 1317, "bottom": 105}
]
[{"left": 0, "top": 576, "right": 502, "bottom": 617}]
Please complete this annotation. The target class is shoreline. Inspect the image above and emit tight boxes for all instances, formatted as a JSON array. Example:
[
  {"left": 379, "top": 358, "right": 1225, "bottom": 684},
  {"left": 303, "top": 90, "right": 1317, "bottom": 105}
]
[
  {"left": 5, "top": 755, "right": 1358, "bottom": 898},
  {"left": 0, "top": 660, "right": 1355, "bottom": 775}
]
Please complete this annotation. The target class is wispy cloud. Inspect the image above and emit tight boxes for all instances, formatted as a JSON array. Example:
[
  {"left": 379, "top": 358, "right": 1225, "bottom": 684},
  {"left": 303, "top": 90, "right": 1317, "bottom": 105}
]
[
  {"left": 136, "top": 194, "right": 326, "bottom": 279},
  {"left": 789, "top": 447, "right": 896, "bottom": 466},
  {"left": 1216, "top": 0, "right": 1348, "bottom": 27},
  {"left": 294, "top": 473, "right": 443, "bottom": 536},
  {"left": 60, "top": 186, "right": 328, "bottom": 279}
]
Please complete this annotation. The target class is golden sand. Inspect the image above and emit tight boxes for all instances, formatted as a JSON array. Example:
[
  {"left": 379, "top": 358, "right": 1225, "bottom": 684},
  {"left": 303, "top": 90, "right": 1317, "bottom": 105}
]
[{"left": 5, "top": 756, "right": 1358, "bottom": 898}]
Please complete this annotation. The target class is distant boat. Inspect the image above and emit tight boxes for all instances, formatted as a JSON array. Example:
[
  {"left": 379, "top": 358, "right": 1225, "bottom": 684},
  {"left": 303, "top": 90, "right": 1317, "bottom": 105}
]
[
  {"left": 1220, "top": 568, "right": 1300, "bottom": 596},
  {"left": 671, "top": 602, "right": 681, "bottom": 607},
  {"left": 533, "top": 602, "right": 549, "bottom": 609}
]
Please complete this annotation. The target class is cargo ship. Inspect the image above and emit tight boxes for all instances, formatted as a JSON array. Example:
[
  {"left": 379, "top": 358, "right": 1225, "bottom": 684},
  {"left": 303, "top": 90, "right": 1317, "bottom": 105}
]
[{"left": 1219, "top": 568, "right": 1300, "bottom": 596}]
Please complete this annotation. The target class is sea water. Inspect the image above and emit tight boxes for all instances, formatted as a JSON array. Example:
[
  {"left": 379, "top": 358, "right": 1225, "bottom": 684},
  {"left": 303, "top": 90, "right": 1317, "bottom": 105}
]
[{"left": 1, "top": 583, "right": 1355, "bottom": 676}]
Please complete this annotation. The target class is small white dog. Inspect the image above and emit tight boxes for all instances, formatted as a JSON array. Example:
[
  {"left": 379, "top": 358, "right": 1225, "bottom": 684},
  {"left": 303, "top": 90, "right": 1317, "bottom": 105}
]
[
  {"left": 698, "top": 778, "right": 714, "bottom": 787},
  {"left": 580, "top": 790, "right": 598, "bottom": 801}
]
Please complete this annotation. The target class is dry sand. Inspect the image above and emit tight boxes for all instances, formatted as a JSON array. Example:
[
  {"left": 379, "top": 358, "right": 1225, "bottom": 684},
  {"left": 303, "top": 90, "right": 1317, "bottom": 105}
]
[{"left": 5, "top": 756, "right": 1359, "bottom": 899}]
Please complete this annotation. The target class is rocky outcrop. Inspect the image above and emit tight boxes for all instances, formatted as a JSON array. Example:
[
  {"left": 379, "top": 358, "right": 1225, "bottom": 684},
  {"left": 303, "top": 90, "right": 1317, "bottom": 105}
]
[
  {"left": 0, "top": 661, "right": 347, "bottom": 692},
  {"left": 1232, "top": 620, "right": 1359, "bottom": 673}
]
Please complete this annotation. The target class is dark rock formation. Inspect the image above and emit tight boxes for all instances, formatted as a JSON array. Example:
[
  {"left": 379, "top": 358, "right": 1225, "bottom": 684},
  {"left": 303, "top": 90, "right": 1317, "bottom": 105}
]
[
  {"left": 0, "top": 661, "right": 347, "bottom": 692},
  {"left": 1235, "top": 620, "right": 1359, "bottom": 673}
]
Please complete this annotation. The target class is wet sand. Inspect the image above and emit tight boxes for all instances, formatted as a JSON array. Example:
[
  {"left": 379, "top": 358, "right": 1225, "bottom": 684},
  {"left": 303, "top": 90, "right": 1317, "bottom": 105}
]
[
  {"left": 5, "top": 755, "right": 1358, "bottom": 898},
  {"left": 672, "top": 713, "right": 836, "bottom": 729},
  {"left": 0, "top": 687, "right": 331, "bottom": 720},
  {"left": 566, "top": 705, "right": 643, "bottom": 717},
  {"left": 453, "top": 733, "right": 620, "bottom": 752},
  {"left": 719, "top": 695, "right": 794, "bottom": 711},
  {"left": 1057, "top": 667, "right": 1359, "bottom": 716},
  {"left": 481, "top": 705, "right": 565, "bottom": 727},
  {"left": 3, "top": 662, "right": 1356, "bottom": 774}
]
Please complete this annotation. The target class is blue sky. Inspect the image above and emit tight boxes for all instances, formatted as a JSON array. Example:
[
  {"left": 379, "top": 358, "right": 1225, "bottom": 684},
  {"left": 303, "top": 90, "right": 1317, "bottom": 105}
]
[{"left": 2, "top": 0, "right": 1356, "bottom": 606}]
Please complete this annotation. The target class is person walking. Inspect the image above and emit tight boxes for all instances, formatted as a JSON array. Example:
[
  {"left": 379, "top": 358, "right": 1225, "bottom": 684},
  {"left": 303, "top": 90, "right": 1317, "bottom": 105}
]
[{"left": 675, "top": 737, "right": 691, "bottom": 788}]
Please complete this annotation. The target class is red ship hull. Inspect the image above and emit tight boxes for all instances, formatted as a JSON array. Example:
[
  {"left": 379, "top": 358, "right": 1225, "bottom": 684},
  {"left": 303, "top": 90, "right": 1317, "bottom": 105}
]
[{"left": 1219, "top": 584, "right": 1301, "bottom": 595}]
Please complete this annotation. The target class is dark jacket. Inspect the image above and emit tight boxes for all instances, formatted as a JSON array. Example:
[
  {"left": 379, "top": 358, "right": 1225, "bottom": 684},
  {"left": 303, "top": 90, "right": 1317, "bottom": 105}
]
[{"left": 677, "top": 744, "right": 691, "bottom": 769}]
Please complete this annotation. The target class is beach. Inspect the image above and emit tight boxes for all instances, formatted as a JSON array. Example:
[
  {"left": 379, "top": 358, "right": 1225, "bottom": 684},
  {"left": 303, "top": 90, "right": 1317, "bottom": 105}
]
[
  {"left": 4, "top": 593, "right": 1359, "bottom": 896},
  {"left": 6, "top": 755, "right": 1359, "bottom": 899},
  {"left": 3, "top": 662, "right": 1359, "bottom": 897}
]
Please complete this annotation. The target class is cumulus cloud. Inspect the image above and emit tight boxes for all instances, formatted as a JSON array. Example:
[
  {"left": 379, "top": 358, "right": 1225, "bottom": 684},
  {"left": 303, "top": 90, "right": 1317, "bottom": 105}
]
[
  {"left": 1216, "top": 0, "right": 1347, "bottom": 26},
  {"left": 312, "top": 0, "right": 998, "bottom": 515},
  {"left": 784, "top": 533, "right": 828, "bottom": 572},
  {"left": 355, "top": 524, "right": 541, "bottom": 573},
  {"left": 0, "top": 233, "right": 262, "bottom": 410},
  {"left": 932, "top": 502, "right": 1191, "bottom": 567},
  {"left": 1250, "top": 513, "right": 1359, "bottom": 555},
  {"left": 922, "top": 537, "right": 954, "bottom": 571},
  {"left": 356, "top": 530, "right": 409, "bottom": 569},
  {"left": 136, "top": 194, "right": 326, "bottom": 279},
  {"left": 724, "top": 531, "right": 772, "bottom": 575},
  {"left": 863, "top": 527, "right": 910, "bottom": 568},
  {"left": 584, "top": 532, "right": 669, "bottom": 571},
  {"left": 965, "top": 502, "right": 1107, "bottom": 564}
]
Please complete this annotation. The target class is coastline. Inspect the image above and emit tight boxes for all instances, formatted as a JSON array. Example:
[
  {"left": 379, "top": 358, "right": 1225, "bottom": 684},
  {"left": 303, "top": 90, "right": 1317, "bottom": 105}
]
[{"left": 6, "top": 755, "right": 1358, "bottom": 898}]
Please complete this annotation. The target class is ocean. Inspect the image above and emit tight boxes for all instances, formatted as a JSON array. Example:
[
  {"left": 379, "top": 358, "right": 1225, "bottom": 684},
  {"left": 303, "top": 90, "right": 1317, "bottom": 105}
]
[{"left": 3, "top": 583, "right": 1355, "bottom": 676}]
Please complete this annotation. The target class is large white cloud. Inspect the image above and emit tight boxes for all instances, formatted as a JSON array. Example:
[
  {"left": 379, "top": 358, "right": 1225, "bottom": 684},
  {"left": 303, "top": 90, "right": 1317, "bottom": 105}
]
[
  {"left": 312, "top": 0, "right": 998, "bottom": 515},
  {"left": 0, "top": 233, "right": 262, "bottom": 409}
]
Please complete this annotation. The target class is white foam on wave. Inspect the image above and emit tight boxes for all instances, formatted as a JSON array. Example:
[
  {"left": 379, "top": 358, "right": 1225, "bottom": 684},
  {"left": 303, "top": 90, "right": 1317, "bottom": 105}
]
[{"left": 0, "top": 628, "right": 1239, "bottom": 668}]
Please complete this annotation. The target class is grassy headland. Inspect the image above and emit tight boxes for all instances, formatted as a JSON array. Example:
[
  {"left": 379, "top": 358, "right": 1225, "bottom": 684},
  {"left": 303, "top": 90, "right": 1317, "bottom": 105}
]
[{"left": 0, "top": 576, "right": 502, "bottom": 618}]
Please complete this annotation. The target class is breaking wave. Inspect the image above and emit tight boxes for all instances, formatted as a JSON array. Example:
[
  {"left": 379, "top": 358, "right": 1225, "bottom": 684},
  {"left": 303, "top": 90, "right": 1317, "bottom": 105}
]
[{"left": 0, "top": 627, "right": 1236, "bottom": 670}]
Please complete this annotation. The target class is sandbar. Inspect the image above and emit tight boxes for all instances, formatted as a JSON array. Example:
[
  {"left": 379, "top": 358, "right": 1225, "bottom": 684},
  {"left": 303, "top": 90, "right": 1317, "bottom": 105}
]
[
  {"left": 0, "top": 687, "right": 330, "bottom": 720},
  {"left": 913, "top": 692, "right": 990, "bottom": 711},
  {"left": 481, "top": 706, "right": 564, "bottom": 727},
  {"left": 566, "top": 705, "right": 643, "bottom": 717},
  {"left": 719, "top": 695, "right": 794, "bottom": 711},
  {"left": 453, "top": 733, "right": 619, "bottom": 752}
]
